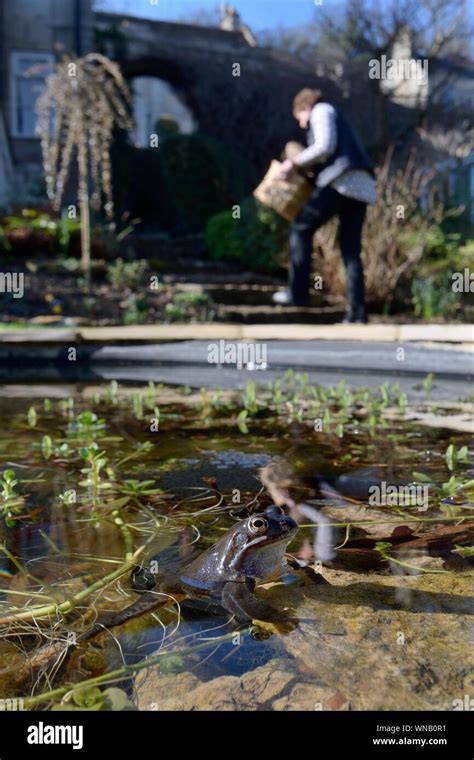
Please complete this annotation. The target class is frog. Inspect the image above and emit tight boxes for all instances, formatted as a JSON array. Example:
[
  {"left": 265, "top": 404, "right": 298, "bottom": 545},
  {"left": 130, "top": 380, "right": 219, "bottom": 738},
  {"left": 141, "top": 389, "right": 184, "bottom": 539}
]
[{"left": 83, "top": 504, "right": 328, "bottom": 640}]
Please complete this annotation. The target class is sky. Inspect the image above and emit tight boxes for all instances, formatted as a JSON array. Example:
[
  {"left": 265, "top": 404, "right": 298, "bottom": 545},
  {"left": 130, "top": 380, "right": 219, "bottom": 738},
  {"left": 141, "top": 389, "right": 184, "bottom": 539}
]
[{"left": 94, "top": 0, "right": 327, "bottom": 32}]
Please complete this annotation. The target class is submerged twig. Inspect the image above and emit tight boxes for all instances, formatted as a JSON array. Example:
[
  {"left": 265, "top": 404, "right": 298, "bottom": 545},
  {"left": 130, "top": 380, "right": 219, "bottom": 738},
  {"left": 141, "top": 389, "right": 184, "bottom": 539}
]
[
  {"left": 111, "top": 510, "right": 134, "bottom": 561},
  {"left": 23, "top": 628, "right": 246, "bottom": 709},
  {"left": 0, "top": 548, "right": 144, "bottom": 626},
  {"left": 299, "top": 515, "right": 474, "bottom": 528}
]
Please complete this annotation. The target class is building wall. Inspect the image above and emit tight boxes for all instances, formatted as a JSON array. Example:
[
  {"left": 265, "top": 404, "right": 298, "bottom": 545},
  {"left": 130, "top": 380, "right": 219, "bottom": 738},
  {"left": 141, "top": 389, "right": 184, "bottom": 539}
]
[{"left": 0, "top": 0, "right": 93, "bottom": 194}]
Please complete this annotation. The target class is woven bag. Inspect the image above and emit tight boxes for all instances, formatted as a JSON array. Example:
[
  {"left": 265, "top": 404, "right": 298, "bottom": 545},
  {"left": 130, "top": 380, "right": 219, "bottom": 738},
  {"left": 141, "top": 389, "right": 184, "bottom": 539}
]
[{"left": 253, "top": 160, "right": 313, "bottom": 221}]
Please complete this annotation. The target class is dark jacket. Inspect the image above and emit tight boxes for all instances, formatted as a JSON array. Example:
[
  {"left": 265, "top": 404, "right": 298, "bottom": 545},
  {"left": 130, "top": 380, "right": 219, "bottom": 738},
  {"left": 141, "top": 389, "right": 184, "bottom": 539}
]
[{"left": 308, "top": 104, "right": 374, "bottom": 187}]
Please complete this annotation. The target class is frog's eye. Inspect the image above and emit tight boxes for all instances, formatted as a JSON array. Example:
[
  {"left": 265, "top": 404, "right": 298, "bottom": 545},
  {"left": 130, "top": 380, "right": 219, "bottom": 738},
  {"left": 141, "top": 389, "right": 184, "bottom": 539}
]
[
  {"left": 248, "top": 516, "right": 269, "bottom": 535},
  {"left": 272, "top": 505, "right": 285, "bottom": 516}
]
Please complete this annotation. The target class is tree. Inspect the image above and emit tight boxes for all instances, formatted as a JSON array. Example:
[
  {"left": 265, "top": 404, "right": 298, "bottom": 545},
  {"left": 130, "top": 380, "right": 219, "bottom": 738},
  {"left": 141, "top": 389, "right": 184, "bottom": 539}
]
[
  {"left": 261, "top": 0, "right": 473, "bottom": 157},
  {"left": 318, "top": 0, "right": 473, "bottom": 151},
  {"left": 37, "top": 54, "right": 132, "bottom": 288},
  {"left": 321, "top": 0, "right": 471, "bottom": 61}
]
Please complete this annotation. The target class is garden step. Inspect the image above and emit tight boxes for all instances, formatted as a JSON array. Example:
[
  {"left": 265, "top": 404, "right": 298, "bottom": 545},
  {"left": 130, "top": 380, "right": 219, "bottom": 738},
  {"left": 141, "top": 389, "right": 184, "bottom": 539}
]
[
  {"left": 126, "top": 233, "right": 208, "bottom": 261},
  {"left": 205, "top": 285, "right": 324, "bottom": 307},
  {"left": 154, "top": 257, "right": 242, "bottom": 275},
  {"left": 126, "top": 234, "right": 289, "bottom": 279},
  {"left": 215, "top": 304, "right": 346, "bottom": 324},
  {"left": 169, "top": 281, "right": 328, "bottom": 308},
  {"left": 0, "top": 324, "right": 472, "bottom": 346},
  {"left": 163, "top": 271, "right": 283, "bottom": 286}
]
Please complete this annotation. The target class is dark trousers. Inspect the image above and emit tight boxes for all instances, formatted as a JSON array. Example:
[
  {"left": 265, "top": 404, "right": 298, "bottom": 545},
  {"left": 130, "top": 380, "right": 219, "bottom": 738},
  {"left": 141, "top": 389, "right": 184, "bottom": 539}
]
[{"left": 289, "top": 185, "right": 367, "bottom": 315}]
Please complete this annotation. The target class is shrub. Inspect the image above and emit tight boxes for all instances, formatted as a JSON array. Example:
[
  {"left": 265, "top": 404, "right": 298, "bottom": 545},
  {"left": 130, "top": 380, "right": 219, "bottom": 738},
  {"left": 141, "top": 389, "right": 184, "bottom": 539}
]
[
  {"left": 313, "top": 148, "right": 468, "bottom": 310},
  {"left": 421, "top": 227, "right": 473, "bottom": 273},
  {"left": 165, "top": 291, "right": 214, "bottom": 322},
  {"left": 121, "top": 294, "right": 149, "bottom": 325},
  {"left": 159, "top": 134, "right": 257, "bottom": 234},
  {"left": 106, "top": 258, "right": 148, "bottom": 289},
  {"left": 155, "top": 115, "right": 180, "bottom": 142},
  {"left": 0, "top": 208, "right": 80, "bottom": 256},
  {"left": 411, "top": 277, "right": 458, "bottom": 320},
  {"left": 410, "top": 231, "right": 474, "bottom": 320},
  {"left": 113, "top": 134, "right": 258, "bottom": 235},
  {"left": 205, "top": 197, "right": 288, "bottom": 273}
]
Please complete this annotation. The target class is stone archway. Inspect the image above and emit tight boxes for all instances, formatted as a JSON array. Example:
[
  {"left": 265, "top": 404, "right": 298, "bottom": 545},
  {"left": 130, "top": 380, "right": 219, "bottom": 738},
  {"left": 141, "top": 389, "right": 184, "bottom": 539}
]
[
  {"left": 128, "top": 72, "right": 197, "bottom": 148},
  {"left": 95, "top": 12, "right": 336, "bottom": 172},
  {"left": 121, "top": 56, "right": 198, "bottom": 131}
]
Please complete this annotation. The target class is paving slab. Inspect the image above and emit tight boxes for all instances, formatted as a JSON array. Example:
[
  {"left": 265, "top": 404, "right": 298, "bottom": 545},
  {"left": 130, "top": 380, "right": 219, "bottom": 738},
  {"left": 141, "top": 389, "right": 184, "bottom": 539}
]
[
  {"left": 0, "top": 323, "right": 472, "bottom": 344},
  {"left": 399, "top": 324, "right": 474, "bottom": 343},
  {"left": 0, "top": 328, "right": 78, "bottom": 343},
  {"left": 79, "top": 324, "right": 243, "bottom": 341},
  {"left": 241, "top": 324, "right": 399, "bottom": 341}
]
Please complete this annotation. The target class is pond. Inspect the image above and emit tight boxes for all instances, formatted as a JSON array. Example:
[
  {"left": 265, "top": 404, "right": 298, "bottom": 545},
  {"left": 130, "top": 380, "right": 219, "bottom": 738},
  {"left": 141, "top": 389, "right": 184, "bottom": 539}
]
[{"left": 0, "top": 376, "right": 472, "bottom": 712}]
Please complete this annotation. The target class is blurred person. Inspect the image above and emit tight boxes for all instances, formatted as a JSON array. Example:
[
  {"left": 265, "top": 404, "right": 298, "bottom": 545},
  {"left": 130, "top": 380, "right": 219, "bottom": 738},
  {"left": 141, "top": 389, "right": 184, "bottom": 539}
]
[{"left": 275, "top": 88, "right": 376, "bottom": 323}]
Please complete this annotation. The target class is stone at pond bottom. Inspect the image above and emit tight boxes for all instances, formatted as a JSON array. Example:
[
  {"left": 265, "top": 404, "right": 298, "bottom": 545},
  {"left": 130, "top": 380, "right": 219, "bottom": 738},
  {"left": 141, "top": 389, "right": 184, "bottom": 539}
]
[
  {"left": 270, "top": 569, "right": 474, "bottom": 711},
  {"left": 135, "top": 661, "right": 337, "bottom": 711},
  {"left": 134, "top": 568, "right": 473, "bottom": 711}
]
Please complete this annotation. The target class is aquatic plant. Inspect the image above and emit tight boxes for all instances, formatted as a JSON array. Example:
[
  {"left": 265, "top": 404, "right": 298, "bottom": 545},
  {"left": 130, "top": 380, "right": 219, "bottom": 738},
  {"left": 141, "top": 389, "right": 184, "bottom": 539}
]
[
  {"left": 27, "top": 407, "right": 37, "bottom": 428},
  {"left": 0, "top": 470, "right": 25, "bottom": 526},
  {"left": 423, "top": 373, "right": 434, "bottom": 397},
  {"left": 41, "top": 436, "right": 70, "bottom": 461},
  {"left": 51, "top": 686, "right": 134, "bottom": 712},
  {"left": 113, "top": 479, "right": 163, "bottom": 507},
  {"left": 242, "top": 380, "right": 259, "bottom": 415},
  {"left": 68, "top": 410, "right": 106, "bottom": 438},
  {"left": 79, "top": 443, "right": 110, "bottom": 497},
  {"left": 445, "top": 444, "right": 469, "bottom": 471}
]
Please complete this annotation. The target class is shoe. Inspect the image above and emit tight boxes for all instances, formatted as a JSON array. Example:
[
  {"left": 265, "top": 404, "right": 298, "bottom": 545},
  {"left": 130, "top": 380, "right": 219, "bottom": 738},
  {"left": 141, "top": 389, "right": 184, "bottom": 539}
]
[{"left": 272, "top": 290, "right": 309, "bottom": 307}]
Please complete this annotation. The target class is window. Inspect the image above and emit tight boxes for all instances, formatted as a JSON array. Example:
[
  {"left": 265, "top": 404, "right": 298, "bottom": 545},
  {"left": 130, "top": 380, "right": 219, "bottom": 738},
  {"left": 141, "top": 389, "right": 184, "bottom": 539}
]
[{"left": 10, "top": 52, "right": 54, "bottom": 138}]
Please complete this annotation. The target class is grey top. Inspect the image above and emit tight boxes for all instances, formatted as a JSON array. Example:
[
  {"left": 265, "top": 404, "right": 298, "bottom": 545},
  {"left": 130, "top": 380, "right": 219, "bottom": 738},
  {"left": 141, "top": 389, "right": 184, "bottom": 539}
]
[{"left": 292, "top": 103, "right": 377, "bottom": 204}]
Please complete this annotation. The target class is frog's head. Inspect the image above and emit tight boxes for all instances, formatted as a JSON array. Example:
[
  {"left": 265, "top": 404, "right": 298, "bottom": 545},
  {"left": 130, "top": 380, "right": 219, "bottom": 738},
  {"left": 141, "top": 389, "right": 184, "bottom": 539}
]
[{"left": 220, "top": 504, "right": 298, "bottom": 581}]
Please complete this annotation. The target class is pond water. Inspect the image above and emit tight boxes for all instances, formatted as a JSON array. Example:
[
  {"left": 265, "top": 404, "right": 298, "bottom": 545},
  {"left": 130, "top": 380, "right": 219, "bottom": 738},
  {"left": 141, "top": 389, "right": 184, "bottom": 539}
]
[{"left": 0, "top": 378, "right": 472, "bottom": 711}]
